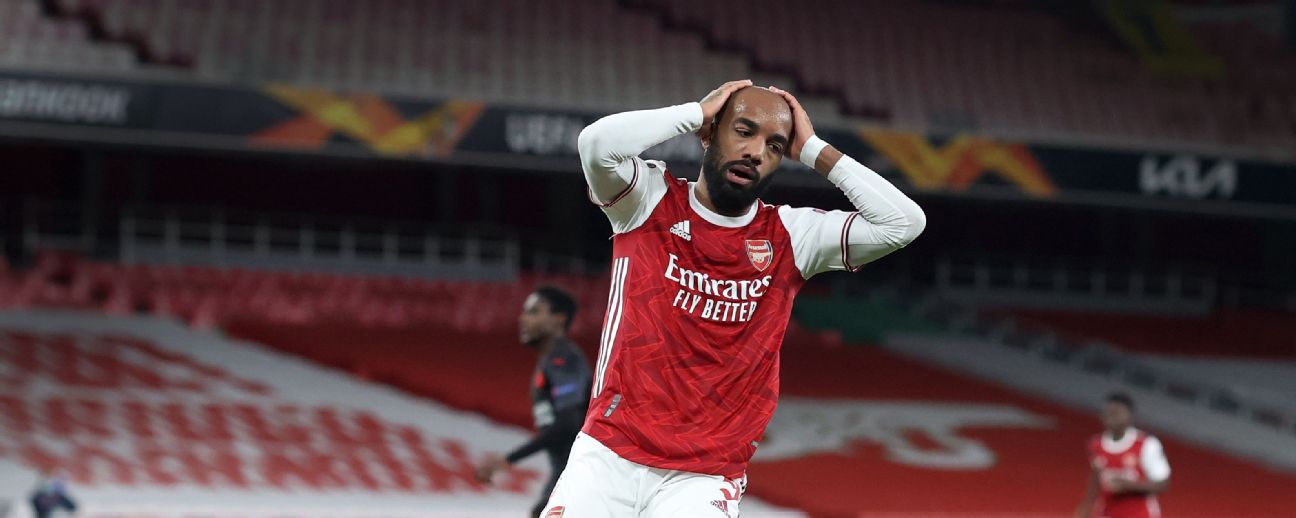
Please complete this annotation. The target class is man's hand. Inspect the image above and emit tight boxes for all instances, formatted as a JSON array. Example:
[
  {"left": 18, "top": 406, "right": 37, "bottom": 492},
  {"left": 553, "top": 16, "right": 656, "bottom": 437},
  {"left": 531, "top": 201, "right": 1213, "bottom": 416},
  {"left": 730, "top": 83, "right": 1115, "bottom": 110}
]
[
  {"left": 770, "top": 86, "right": 842, "bottom": 174},
  {"left": 1105, "top": 476, "right": 1135, "bottom": 494},
  {"left": 768, "top": 86, "right": 815, "bottom": 161},
  {"left": 696, "top": 79, "right": 753, "bottom": 143},
  {"left": 474, "top": 455, "right": 508, "bottom": 484}
]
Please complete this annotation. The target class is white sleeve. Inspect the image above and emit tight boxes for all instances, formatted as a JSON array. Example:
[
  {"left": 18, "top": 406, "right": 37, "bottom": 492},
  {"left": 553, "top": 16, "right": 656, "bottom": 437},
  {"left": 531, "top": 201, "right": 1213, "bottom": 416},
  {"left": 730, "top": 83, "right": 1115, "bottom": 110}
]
[
  {"left": 583, "top": 157, "right": 670, "bottom": 234},
  {"left": 578, "top": 102, "right": 703, "bottom": 234},
  {"left": 779, "top": 155, "right": 927, "bottom": 278},
  {"left": 1141, "top": 436, "right": 1171, "bottom": 482}
]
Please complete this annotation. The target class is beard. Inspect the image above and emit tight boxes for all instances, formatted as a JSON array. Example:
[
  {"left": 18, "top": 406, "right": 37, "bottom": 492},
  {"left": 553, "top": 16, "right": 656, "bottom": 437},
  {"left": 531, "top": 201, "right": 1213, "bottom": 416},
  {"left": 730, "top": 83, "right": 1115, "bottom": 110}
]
[{"left": 700, "top": 144, "right": 776, "bottom": 215}]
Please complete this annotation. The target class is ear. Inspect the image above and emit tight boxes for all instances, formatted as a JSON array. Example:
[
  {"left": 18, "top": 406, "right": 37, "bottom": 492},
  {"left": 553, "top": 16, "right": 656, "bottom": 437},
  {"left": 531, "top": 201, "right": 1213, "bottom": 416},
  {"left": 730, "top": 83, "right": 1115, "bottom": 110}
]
[{"left": 696, "top": 119, "right": 718, "bottom": 149}]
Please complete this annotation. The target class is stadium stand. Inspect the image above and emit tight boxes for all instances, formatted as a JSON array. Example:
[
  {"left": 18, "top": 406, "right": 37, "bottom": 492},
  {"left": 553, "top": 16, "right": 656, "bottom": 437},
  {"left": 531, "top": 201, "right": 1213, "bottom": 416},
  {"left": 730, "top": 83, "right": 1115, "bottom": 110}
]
[
  {"left": 0, "top": 310, "right": 816, "bottom": 515},
  {"left": 0, "top": 0, "right": 1284, "bottom": 154},
  {"left": 0, "top": 250, "right": 608, "bottom": 333},
  {"left": 998, "top": 307, "right": 1296, "bottom": 358},
  {"left": 979, "top": 305, "right": 1296, "bottom": 428},
  {"left": 2, "top": 254, "right": 1296, "bottom": 516},
  {"left": 0, "top": 0, "right": 136, "bottom": 72},
  {"left": 3, "top": 252, "right": 1296, "bottom": 517},
  {"left": 3, "top": 0, "right": 1295, "bottom": 515},
  {"left": 226, "top": 317, "right": 1296, "bottom": 516},
  {"left": 632, "top": 0, "right": 1296, "bottom": 151},
  {"left": 41, "top": 0, "right": 841, "bottom": 120},
  {"left": 892, "top": 289, "right": 1296, "bottom": 424}
]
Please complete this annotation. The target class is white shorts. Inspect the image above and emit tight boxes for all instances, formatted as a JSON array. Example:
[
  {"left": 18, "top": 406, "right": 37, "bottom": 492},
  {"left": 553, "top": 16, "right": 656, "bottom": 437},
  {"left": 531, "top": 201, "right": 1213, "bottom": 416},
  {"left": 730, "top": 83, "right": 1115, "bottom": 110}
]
[{"left": 539, "top": 432, "right": 747, "bottom": 518}]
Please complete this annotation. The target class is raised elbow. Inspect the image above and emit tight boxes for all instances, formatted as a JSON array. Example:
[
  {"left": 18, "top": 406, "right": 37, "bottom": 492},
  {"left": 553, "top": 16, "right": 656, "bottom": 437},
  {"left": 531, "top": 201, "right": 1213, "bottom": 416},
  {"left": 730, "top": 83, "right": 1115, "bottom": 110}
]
[
  {"left": 577, "top": 123, "right": 599, "bottom": 158},
  {"left": 896, "top": 203, "right": 927, "bottom": 247},
  {"left": 577, "top": 119, "right": 615, "bottom": 169}
]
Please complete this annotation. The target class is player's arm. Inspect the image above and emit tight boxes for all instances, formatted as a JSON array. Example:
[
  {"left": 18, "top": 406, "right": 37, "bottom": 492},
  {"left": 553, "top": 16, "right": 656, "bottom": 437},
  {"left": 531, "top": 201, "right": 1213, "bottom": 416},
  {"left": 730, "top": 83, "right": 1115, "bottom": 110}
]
[
  {"left": 502, "top": 363, "right": 588, "bottom": 464},
  {"left": 497, "top": 409, "right": 584, "bottom": 465},
  {"left": 59, "top": 493, "right": 76, "bottom": 513},
  {"left": 578, "top": 79, "right": 752, "bottom": 233},
  {"left": 1075, "top": 465, "right": 1100, "bottom": 518},
  {"left": 475, "top": 359, "right": 590, "bottom": 483},
  {"left": 770, "top": 87, "right": 926, "bottom": 277},
  {"left": 475, "top": 418, "right": 580, "bottom": 484}
]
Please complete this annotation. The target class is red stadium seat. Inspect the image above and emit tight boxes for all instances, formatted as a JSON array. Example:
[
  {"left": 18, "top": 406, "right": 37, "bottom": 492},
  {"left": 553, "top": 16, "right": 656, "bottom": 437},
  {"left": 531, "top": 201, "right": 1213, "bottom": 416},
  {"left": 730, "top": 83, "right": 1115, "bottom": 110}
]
[{"left": 998, "top": 308, "right": 1296, "bottom": 358}]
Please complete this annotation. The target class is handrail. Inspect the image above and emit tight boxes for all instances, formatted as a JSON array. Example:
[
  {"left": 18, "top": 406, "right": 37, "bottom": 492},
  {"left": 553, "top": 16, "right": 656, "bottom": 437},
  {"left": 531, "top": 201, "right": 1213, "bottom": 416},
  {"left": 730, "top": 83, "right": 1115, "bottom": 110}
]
[
  {"left": 118, "top": 208, "right": 520, "bottom": 280},
  {"left": 20, "top": 199, "right": 522, "bottom": 280},
  {"left": 932, "top": 254, "right": 1217, "bottom": 308}
]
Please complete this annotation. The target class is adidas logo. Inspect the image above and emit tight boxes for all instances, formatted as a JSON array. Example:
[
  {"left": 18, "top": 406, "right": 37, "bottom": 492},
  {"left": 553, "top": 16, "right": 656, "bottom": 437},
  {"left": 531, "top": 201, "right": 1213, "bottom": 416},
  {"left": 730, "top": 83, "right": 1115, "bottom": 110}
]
[
  {"left": 669, "top": 220, "right": 691, "bottom": 241},
  {"left": 711, "top": 499, "right": 729, "bottom": 516}
]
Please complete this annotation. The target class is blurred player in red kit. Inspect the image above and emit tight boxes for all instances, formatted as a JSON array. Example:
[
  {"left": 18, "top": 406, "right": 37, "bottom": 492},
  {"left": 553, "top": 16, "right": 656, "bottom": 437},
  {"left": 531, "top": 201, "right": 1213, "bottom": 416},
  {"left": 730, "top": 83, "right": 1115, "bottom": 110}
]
[
  {"left": 539, "top": 80, "right": 926, "bottom": 517},
  {"left": 1076, "top": 393, "right": 1171, "bottom": 518}
]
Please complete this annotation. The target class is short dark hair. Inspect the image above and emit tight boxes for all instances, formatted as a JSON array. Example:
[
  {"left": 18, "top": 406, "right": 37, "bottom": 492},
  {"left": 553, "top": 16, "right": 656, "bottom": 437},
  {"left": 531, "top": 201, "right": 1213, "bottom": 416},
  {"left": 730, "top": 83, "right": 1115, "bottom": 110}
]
[
  {"left": 1106, "top": 392, "right": 1135, "bottom": 411},
  {"left": 533, "top": 286, "right": 577, "bottom": 332}
]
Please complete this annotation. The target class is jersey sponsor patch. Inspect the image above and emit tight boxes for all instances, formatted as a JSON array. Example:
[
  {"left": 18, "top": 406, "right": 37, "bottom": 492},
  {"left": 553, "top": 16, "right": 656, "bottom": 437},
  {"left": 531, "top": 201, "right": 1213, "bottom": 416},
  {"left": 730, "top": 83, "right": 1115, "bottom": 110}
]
[
  {"left": 664, "top": 253, "right": 772, "bottom": 324},
  {"left": 746, "top": 240, "right": 773, "bottom": 271}
]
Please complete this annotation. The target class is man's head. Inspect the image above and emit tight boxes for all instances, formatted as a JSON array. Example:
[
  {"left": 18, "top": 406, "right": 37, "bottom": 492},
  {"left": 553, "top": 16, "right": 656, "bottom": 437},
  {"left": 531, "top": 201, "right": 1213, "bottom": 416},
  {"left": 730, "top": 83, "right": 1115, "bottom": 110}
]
[
  {"left": 699, "top": 86, "right": 793, "bottom": 215},
  {"left": 518, "top": 286, "right": 576, "bottom": 347},
  {"left": 1102, "top": 392, "right": 1135, "bottom": 433}
]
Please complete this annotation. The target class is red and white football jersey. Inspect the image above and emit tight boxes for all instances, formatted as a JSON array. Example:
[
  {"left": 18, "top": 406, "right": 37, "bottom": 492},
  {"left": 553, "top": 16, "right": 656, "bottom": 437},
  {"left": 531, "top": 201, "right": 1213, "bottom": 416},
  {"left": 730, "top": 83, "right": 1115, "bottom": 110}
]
[
  {"left": 584, "top": 158, "right": 871, "bottom": 478},
  {"left": 1087, "top": 428, "right": 1171, "bottom": 518}
]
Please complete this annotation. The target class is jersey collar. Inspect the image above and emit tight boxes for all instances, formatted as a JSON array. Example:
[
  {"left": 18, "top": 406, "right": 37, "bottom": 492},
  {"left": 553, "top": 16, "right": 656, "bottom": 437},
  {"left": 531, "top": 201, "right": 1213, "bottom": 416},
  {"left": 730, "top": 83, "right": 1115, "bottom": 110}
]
[
  {"left": 688, "top": 182, "right": 757, "bottom": 228},
  {"left": 1101, "top": 427, "right": 1139, "bottom": 453}
]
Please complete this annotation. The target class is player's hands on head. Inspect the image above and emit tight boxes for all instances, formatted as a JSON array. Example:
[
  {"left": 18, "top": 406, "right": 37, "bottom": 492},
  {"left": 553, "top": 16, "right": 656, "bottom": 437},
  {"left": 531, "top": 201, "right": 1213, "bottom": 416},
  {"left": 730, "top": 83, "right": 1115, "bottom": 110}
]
[
  {"left": 696, "top": 79, "right": 753, "bottom": 143},
  {"left": 767, "top": 86, "right": 815, "bottom": 161}
]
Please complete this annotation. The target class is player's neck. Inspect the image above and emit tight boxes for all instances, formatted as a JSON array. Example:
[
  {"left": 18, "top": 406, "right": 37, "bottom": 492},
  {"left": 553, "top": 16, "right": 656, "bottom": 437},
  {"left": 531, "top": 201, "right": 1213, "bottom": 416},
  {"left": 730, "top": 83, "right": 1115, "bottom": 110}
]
[
  {"left": 536, "top": 335, "right": 562, "bottom": 357},
  {"left": 1107, "top": 427, "right": 1131, "bottom": 440},
  {"left": 693, "top": 179, "right": 754, "bottom": 218}
]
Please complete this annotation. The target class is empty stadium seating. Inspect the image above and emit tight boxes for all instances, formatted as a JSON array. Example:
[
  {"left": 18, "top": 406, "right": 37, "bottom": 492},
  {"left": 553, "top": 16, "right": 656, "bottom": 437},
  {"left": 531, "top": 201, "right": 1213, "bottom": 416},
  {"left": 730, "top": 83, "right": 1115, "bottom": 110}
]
[
  {"left": 0, "top": 0, "right": 136, "bottom": 72},
  {"left": 223, "top": 305, "right": 1296, "bottom": 517},
  {"left": 636, "top": 0, "right": 1296, "bottom": 151},
  {"left": 44, "top": 0, "right": 839, "bottom": 120},
  {"left": 998, "top": 307, "right": 1296, "bottom": 358},
  {"left": 0, "top": 250, "right": 611, "bottom": 334},
  {"left": 4, "top": 251, "right": 1296, "bottom": 516},
  {"left": 2, "top": 0, "right": 1286, "bottom": 152}
]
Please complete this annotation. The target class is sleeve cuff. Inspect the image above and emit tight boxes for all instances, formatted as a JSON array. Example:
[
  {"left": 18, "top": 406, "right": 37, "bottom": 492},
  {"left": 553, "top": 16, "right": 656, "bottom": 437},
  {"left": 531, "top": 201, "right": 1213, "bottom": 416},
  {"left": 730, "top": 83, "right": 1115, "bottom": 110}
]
[
  {"left": 799, "top": 135, "right": 829, "bottom": 169},
  {"left": 682, "top": 102, "right": 705, "bottom": 131}
]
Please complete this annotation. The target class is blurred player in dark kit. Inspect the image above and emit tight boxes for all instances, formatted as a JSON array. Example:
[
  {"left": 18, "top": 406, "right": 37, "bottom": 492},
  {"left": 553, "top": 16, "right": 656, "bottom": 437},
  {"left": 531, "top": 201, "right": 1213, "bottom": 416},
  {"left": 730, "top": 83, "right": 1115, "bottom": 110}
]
[{"left": 476, "top": 287, "right": 592, "bottom": 517}]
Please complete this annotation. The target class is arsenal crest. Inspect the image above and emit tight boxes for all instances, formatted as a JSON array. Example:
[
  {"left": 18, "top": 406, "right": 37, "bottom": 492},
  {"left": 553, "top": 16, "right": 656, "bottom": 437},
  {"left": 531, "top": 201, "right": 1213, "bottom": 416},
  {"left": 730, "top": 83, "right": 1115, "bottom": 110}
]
[{"left": 745, "top": 240, "right": 773, "bottom": 271}]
